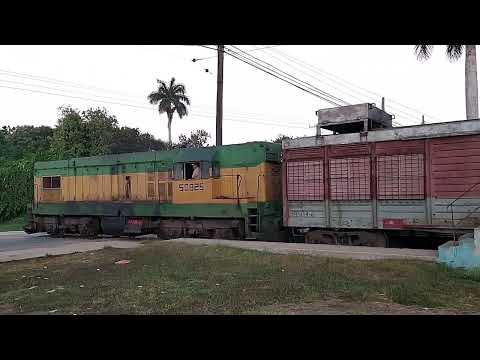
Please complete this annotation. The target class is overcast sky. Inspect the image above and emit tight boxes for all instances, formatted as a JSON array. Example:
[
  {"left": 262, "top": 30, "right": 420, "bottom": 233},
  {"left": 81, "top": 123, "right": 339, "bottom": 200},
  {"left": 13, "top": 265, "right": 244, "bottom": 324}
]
[{"left": 0, "top": 45, "right": 470, "bottom": 145}]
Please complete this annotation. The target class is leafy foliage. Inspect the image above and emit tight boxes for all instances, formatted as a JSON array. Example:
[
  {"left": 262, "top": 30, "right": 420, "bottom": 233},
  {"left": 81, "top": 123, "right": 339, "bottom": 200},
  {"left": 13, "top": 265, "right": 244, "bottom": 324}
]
[
  {"left": 175, "top": 129, "right": 211, "bottom": 148},
  {"left": 49, "top": 106, "right": 169, "bottom": 158},
  {"left": 0, "top": 159, "right": 34, "bottom": 222},
  {"left": 0, "top": 125, "right": 53, "bottom": 161},
  {"left": 271, "top": 134, "right": 293, "bottom": 143},
  {"left": 110, "top": 127, "right": 169, "bottom": 154}
]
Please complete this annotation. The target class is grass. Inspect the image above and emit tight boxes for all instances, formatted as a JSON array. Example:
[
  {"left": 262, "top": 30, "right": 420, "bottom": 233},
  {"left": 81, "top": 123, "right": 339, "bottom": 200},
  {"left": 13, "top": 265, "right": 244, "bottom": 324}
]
[
  {"left": 1, "top": 241, "right": 480, "bottom": 315},
  {"left": 0, "top": 215, "right": 26, "bottom": 232}
]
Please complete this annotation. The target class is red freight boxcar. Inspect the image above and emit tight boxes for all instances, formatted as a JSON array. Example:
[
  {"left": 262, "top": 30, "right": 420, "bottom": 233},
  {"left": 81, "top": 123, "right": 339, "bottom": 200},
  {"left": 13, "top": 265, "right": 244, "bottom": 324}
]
[{"left": 282, "top": 118, "right": 480, "bottom": 247}]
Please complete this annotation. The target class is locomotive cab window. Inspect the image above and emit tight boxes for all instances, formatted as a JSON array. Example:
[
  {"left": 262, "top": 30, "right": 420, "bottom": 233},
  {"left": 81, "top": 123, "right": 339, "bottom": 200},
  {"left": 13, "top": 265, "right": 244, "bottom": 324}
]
[
  {"left": 43, "top": 176, "right": 61, "bottom": 189},
  {"left": 174, "top": 162, "right": 210, "bottom": 180}
]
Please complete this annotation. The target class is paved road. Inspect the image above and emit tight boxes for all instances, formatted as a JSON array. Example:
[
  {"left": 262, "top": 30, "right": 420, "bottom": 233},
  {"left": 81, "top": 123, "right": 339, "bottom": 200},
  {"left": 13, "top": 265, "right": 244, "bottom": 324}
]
[
  {"left": 169, "top": 238, "right": 438, "bottom": 261},
  {"left": 0, "top": 231, "right": 142, "bottom": 263},
  {"left": 0, "top": 232, "right": 438, "bottom": 263}
]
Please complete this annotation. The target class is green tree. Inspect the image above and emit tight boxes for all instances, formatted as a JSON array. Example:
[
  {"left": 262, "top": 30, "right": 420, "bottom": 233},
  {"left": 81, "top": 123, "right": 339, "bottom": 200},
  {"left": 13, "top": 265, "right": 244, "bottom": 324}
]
[
  {"left": 147, "top": 77, "right": 191, "bottom": 144},
  {"left": 0, "top": 125, "right": 53, "bottom": 161},
  {"left": 0, "top": 159, "right": 34, "bottom": 222},
  {"left": 9, "top": 125, "right": 53, "bottom": 160},
  {"left": 176, "top": 129, "right": 211, "bottom": 148},
  {"left": 271, "top": 134, "right": 293, "bottom": 144},
  {"left": 82, "top": 107, "right": 118, "bottom": 156},
  {"left": 110, "top": 127, "right": 168, "bottom": 154},
  {"left": 49, "top": 106, "right": 90, "bottom": 159},
  {"left": 0, "top": 126, "right": 15, "bottom": 161},
  {"left": 415, "top": 45, "right": 478, "bottom": 120},
  {"left": 50, "top": 106, "right": 119, "bottom": 159}
]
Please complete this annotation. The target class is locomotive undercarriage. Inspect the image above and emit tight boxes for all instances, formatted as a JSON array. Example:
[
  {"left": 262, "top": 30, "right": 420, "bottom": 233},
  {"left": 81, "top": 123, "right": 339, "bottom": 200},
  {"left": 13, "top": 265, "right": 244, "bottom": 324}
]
[{"left": 26, "top": 215, "right": 246, "bottom": 240}]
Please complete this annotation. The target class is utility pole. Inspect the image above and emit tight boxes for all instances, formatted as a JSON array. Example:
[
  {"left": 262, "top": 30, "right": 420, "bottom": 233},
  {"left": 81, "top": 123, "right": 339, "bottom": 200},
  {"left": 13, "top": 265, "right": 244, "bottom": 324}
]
[{"left": 216, "top": 45, "right": 224, "bottom": 146}]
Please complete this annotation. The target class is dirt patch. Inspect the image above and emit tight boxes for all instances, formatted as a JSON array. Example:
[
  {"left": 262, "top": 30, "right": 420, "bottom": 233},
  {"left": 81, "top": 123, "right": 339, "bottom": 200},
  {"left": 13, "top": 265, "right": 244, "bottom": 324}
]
[{"left": 251, "top": 299, "right": 480, "bottom": 315}]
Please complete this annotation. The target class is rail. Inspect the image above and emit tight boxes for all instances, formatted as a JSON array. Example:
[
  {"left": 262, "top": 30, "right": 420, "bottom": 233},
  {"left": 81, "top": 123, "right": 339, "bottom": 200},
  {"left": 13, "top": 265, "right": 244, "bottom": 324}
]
[{"left": 446, "top": 181, "right": 480, "bottom": 243}]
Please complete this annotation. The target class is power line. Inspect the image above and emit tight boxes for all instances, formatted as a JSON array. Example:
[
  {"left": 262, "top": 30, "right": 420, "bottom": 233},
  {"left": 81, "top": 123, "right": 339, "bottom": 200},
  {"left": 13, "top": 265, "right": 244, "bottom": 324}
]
[
  {"left": 201, "top": 45, "right": 342, "bottom": 106},
  {"left": 257, "top": 47, "right": 415, "bottom": 124},
  {"left": 192, "top": 45, "right": 280, "bottom": 61},
  {"left": 227, "top": 46, "right": 409, "bottom": 127},
  {"left": 193, "top": 104, "right": 313, "bottom": 124},
  {"left": 254, "top": 45, "right": 370, "bottom": 104},
  {"left": 200, "top": 45, "right": 408, "bottom": 127},
  {"left": 0, "top": 69, "right": 313, "bottom": 126},
  {"left": 227, "top": 45, "right": 350, "bottom": 106},
  {"left": 0, "top": 78, "right": 149, "bottom": 105},
  {"left": 199, "top": 45, "right": 345, "bottom": 107},
  {"left": 268, "top": 47, "right": 443, "bottom": 123},
  {"left": 251, "top": 46, "right": 414, "bottom": 126},
  {"left": 0, "top": 68, "right": 139, "bottom": 99},
  {"left": 0, "top": 83, "right": 310, "bottom": 129}
]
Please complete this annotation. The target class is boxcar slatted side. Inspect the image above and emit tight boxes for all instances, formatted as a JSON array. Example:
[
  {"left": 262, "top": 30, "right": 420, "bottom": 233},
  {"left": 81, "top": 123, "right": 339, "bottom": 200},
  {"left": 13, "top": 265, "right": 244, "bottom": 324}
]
[
  {"left": 286, "top": 160, "right": 324, "bottom": 201},
  {"left": 430, "top": 135, "right": 480, "bottom": 227},
  {"left": 284, "top": 134, "right": 480, "bottom": 231}
]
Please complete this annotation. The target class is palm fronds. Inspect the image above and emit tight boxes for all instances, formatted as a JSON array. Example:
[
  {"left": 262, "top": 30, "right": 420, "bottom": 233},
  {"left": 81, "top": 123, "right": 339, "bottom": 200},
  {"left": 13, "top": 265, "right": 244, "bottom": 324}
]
[{"left": 415, "top": 45, "right": 434, "bottom": 60}]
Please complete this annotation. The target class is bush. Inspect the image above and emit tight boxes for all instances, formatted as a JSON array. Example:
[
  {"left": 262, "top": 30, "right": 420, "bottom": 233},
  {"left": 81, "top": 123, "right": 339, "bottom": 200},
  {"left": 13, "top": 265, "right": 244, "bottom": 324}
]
[
  {"left": 463, "top": 268, "right": 480, "bottom": 282},
  {"left": 0, "top": 159, "right": 34, "bottom": 222}
]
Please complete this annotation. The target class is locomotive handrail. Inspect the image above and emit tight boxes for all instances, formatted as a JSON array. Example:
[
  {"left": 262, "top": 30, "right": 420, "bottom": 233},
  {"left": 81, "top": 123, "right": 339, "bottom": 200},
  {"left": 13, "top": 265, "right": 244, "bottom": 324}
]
[
  {"left": 256, "top": 174, "right": 265, "bottom": 232},
  {"left": 256, "top": 174, "right": 264, "bottom": 204},
  {"left": 446, "top": 181, "right": 480, "bottom": 243}
]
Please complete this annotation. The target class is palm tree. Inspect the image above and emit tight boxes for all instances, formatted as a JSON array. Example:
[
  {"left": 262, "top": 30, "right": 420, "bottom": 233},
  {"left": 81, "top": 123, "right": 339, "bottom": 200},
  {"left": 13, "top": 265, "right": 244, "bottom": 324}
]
[
  {"left": 148, "top": 77, "right": 191, "bottom": 144},
  {"left": 415, "top": 45, "right": 478, "bottom": 120}
]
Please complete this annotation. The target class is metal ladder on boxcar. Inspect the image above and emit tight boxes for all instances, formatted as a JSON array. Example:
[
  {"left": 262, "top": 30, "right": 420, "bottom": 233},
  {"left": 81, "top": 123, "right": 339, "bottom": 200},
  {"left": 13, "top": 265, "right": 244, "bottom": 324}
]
[{"left": 446, "top": 181, "right": 480, "bottom": 243}]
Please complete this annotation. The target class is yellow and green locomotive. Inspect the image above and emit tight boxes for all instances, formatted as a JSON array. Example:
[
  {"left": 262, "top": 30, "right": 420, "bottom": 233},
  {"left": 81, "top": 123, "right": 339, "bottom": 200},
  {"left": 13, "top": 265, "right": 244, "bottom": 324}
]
[{"left": 25, "top": 142, "right": 284, "bottom": 240}]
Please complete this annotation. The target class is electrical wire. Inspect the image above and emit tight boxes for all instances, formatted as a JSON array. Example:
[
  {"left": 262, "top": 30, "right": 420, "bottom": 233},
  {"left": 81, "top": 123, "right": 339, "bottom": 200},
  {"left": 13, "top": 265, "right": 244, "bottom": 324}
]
[
  {"left": 252, "top": 46, "right": 416, "bottom": 125},
  {"left": 200, "top": 45, "right": 345, "bottom": 107},
  {"left": 204, "top": 45, "right": 414, "bottom": 127},
  {"left": 0, "top": 78, "right": 149, "bottom": 105},
  {"left": 227, "top": 45, "right": 350, "bottom": 106},
  {"left": 248, "top": 45, "right": 411, "bottom": 126},
  {"left": 192, "top": 45, "right": 280, "bottom": 61},
  {"left": 267, "top": 47, "right": 444, "bottom": 123},
  {"left": 0, "top": 70, "right": 312, "bottom": 126},
  {"left": 0, "top": 68, "right": 139, "bottom": 99},
  {"left": 0, "top": 83, "right": 311, "bottom": 129}
]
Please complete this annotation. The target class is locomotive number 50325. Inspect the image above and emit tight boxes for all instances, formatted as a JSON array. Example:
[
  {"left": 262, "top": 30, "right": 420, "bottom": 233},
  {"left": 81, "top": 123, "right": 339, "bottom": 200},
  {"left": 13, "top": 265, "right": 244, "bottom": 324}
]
[{"left": 178, "top": 183, "right": 204, "bottom": 192}]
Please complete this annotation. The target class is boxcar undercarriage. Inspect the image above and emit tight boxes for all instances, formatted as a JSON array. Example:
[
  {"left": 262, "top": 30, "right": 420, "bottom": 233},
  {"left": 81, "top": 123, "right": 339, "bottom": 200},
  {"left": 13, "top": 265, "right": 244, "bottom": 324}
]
[{"left": 293, "top": 228, "right": 465, "bottom": 249}]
